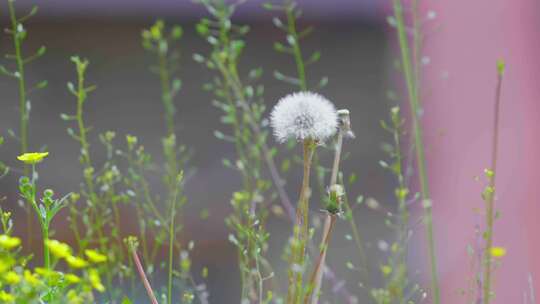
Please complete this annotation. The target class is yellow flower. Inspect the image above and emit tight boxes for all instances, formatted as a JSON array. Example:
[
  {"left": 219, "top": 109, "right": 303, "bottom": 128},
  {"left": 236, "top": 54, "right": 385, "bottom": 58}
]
[
  {"left": 64, "top": 273, "right": 81, "bottom": 284},
  {"left": 490, "top": 246, "right": 507, "bottom": 258},
  {"left": 66, "top": 255, "right": 89, "bottom": 269},
  {"left": 0, "top": 290, "right": 14, "bottom": 303},
  {"left": 0, "top": 257, "right": 15, "bottom": 273},
  {"left": 67, "top": 289, "right": 84, "bottom": 304},
  {"left": 17, "top": 152, "right": 49, "bottom": 165},
  {"left": 24, "top": 270, "right": 41, "bottom": 286},
  {"left": 35, "top": 267, "right": 61, "bottom": 281},
  {"left": 380, "top": 265, "right": 392, "bottom": 276},
  {"left": 84, "top": 249, "right": 107, "bottom": 263},
  {"left": 3, "top": 271, "right": 20, "bottom": 285},
  {"left": 46, "top": 239, "right": 72, "bottom": 259},
  {"left": 88, "top": 269, "right": 105, "bottom": 293},
  {"left": 0, "top": 235, "right": 21, "bottom": 250}
]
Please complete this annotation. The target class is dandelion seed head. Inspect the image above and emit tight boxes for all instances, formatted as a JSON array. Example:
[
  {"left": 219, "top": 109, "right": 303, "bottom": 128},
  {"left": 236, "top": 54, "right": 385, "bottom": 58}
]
[
  {"left": 270, "top": 91, "right": 338, "bottom": 143},
  {"left": 377, "top": 240, "right": 389, "bottom": 252}
]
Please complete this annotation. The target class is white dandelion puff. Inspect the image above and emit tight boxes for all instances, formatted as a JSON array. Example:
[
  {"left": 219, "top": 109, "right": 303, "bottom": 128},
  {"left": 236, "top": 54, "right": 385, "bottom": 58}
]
[{"left": 270, "top": 91, "right": 338, "bottom": 143}]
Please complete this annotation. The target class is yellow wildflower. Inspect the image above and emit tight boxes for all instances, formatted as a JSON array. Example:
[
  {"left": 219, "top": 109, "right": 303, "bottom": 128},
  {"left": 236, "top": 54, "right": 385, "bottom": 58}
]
[
  {"left": 46, "top": 239, "right": 72, "bottom": 259},
  {"left": 0, "top": 290, "right": 14, "bottom": 303},
  {"left": 3, "top": 271, "right": 20, "bottom": 284},
  {"left": 84, "top": 249, "right": 107, "bottom": 263},
  {"left": 66, "top": 255, "right": 89, "bottom": 269},
  {"left": 64, "top": 273, "right": 81, "bottom": 284},
  {"left": 17, "top": 152, "right": 49, "bottom": 165},
  {"left": 35, "top": 267, "right": 61, "bottom": 281},
  {"left": 490, "top": 246, "right": 507, "bottom": 258},
  {"left": 0, "top": 235, "right": 21, "bottom": 250},
  {"left": 67, "top": 289, "right": 84, "bottom": 304},
  {"left": 381, "top": 265, "right": 392, "bottom": 276},
  {"left": 0, "top": 257, "right": 15, "bottom": 273},
  {"left": 24, "top": 270, "right": 41, "bottom": 286},
  {"left": 88, "top": 269, "right": 105, "bottom": 292}
]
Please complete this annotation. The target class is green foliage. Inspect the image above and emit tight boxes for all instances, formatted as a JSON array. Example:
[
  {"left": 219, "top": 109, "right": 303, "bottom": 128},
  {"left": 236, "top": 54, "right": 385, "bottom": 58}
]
[
  {"left": 16, "top": 153, "right": 70, "bottom": 271},
  {"left": 370, "top": 107, "right": 423, "bottom": 304},
  {"left": 390, "top": 0, "right": 440, "bottom": 302},
  {"left": 265, "top": 0, "right": 326, "bottom": 90},
  {"left": 0, "top": 137, "right": 8, "bottom": 178},
  {"left": 1, "top": 2, "right": 47, "bottom": 170},
  {"left": 142, "top": 19, "right": 183, "bottom": 136},
  {"left": 0, "top": 234, "right": 107, "bottom": 303},
  {"left": 0, "top": 1, "right": 514, "bottom": 304},
  {"left": 0, "top": 165, "right": 106, "bottom": 304},
  {"left": 194, "top": 0, "right": 276, "bottom": 302}
]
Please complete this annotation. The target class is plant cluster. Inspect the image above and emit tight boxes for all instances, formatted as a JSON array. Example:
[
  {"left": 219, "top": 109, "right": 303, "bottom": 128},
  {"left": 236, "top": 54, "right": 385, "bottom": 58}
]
[{"left": 0, "top": 0, "right": 513, "bottom": 303}]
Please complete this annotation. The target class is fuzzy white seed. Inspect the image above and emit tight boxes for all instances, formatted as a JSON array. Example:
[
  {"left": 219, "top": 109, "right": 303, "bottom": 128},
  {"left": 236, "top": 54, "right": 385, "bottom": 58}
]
[{"left": 270, "top": 91, "right": 338, "bottom": 143}]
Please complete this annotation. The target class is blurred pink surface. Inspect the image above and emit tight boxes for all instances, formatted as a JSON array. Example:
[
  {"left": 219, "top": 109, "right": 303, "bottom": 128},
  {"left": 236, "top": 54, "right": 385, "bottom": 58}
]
[{"left": 418, "top": 0, "right": 540, "bottom": 302}]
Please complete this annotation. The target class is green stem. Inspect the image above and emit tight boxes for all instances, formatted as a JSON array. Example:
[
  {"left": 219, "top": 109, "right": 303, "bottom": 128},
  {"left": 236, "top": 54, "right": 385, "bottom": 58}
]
[
  {"left": 305, "top": 129, "right": 344, "bottom": 304},
  {"left": 482, "top": 63, "right": 504, "bottom": 304},
  {"left": 288, "top": 140, "right": 315, "bottom": 304},
  {"left": 167, "top": 182, "right": 179, "bottom": 304},
  {"left": 285, "top": 2, "right": 307, "bottom": 91},
  {"left": 43, "top": 225, "right": 50, "bottom": 270},
  {"left": 158, "top": 49, "right": 175, "bottom": 137},
  {"left": 8, "top": 0, "right": 33, "bottom": 248},
  {"left": 7, "top": 0, "right": 29, "bottom": 171},
  {"left": 392, "top": 1, "right": 440, "bottom": 303}
]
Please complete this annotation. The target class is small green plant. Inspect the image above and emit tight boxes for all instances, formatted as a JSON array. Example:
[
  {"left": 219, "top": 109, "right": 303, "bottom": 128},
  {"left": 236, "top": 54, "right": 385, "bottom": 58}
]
[
  {"left": 17, "top": 152, "right": 70, "bottom": 270},
  {"left": 2, "top": 152, "right": 106, "bottom": 303},
  {"left": 0, "top": 1, "right": 521, "bottom": 303},
  {"left": 390, "top": 0, "right": 440, "bottom": 302},
  {"left": 194, "top": 1, "right": 274, "bottom": 301},
  {"left": 2, "top": 0, "right": 48, "bottom": 249},
  {"left": 63, "top": 57, "right": 130, "bottom": 299},
  {"left": 0, "top": 231, "right": 107, "bottom": 303},
  {"left": 481, "top": 60, "right": 506, "bottom": 304},
  {"left": 370, "top": 107, "right": 424, "bottom": 304}
]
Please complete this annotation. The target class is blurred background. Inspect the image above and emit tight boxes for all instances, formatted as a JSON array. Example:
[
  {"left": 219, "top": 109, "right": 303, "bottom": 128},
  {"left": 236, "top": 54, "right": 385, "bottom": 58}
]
[{"left": 0, "top": 0, "right": 539, "bottom": 303}]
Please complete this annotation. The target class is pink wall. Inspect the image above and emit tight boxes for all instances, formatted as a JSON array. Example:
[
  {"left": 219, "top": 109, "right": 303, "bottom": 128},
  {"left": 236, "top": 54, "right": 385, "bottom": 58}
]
[{"left": 419, "top": 0, "right": 540, "bottom": 302}]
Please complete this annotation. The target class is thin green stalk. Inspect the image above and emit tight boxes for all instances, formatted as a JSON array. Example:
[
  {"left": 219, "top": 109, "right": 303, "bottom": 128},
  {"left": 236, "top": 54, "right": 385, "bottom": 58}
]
[
  {"left": 42, "top": 225, "right": 50, "bottom": 270},
  {"left": 7, "top": 0, "right": 33, "bottom": 248},
  {"left": 392, "top": 1, "right": 440, "bottom": 302},
  {"left": 482, "top": 61, "right": 505, "bottom": 304},
  {"left": 285, "top": 2, "right": 307, "bottom": 91},
  {"left": 30, "top": 163, "right": 50, "bottom": 270},
  {"left": 7, "top": 0, "right": 29, "bottom": 174},
  {"left": 168, "top": 174, "right": 183, "bottom": 304},
  {"left": 68, "top": 57, "right": 115, "bottom": 299},
  {"left": 341, "top": 192, "right": 369, "bottom": 281},
  {"left": 158, "top": 51, "right": 175, "bottom": 137}
]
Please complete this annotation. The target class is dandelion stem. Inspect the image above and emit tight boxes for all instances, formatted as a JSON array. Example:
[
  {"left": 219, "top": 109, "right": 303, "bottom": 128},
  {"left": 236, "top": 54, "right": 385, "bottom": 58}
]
[
  {"left": 288, "top": 140, "right": 315, "bottom": 304},
  {"left": 305, "top": 127, "right": 344, "bottom": 304},
  {"left": 392, "top": 1, "right": 440, "bottom": 302},
  {"left": 482, "top": 61, "right": 505, "bottom": 304}
]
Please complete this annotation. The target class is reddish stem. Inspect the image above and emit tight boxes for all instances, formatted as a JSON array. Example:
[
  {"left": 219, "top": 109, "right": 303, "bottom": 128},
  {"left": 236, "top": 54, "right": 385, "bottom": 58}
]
[{"left": 131, "top": 248, "right": 159, "bottom": 304}]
